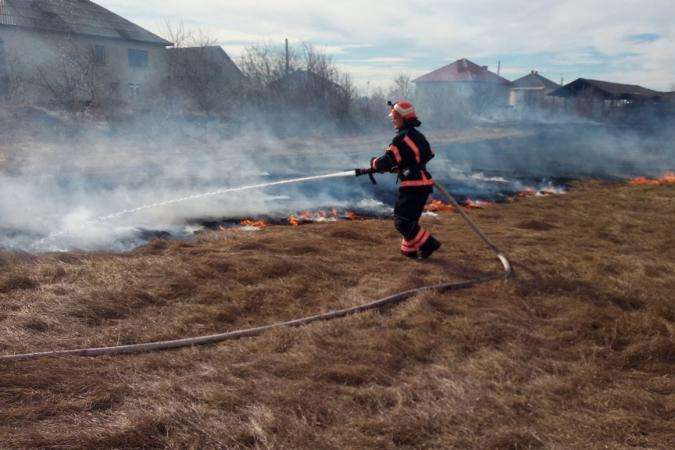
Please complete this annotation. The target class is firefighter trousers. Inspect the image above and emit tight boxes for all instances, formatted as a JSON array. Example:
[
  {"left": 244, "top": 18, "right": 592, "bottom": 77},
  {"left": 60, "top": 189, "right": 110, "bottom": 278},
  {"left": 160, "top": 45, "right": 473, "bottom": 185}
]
[{"left": 394, "top": 190, "right": 439, "bottom": 257}]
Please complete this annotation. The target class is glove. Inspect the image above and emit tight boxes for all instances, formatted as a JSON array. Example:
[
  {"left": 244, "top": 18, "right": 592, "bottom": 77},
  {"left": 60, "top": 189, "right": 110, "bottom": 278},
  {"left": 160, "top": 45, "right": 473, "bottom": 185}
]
[
  {"left": 354, "top": 167, "right": 378, "bottom": 185},
  {"left": 370, "top": 157, "right": 381, "bottom": 173}
]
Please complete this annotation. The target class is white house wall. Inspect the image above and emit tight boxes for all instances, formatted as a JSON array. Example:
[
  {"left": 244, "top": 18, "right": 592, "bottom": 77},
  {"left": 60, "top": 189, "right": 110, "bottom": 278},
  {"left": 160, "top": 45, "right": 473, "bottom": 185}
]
[{"left": 0, "top": 26, "right": 167, "bottom": 104}]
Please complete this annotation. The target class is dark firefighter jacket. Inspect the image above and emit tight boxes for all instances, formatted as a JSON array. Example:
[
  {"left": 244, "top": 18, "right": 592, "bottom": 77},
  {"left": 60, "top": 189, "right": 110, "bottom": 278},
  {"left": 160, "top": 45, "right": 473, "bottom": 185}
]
[{"left": 371, "top": 122, "right": 435, "bottom": 192}]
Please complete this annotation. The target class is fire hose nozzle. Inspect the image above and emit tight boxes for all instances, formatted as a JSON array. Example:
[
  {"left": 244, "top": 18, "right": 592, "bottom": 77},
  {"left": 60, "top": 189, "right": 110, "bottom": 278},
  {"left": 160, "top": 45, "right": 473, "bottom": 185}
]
[{"left": 355, "top": 168, "right": 378, "bottom": 185}]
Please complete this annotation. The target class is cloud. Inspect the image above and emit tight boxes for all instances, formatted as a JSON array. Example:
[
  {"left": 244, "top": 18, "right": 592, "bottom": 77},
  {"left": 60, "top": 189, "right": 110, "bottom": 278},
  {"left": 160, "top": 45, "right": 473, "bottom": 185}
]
[
  {"left": 626, "top": 33, "right": 662, "bottom": 44},
  {"left": 341, "top": 57, "right": 412, "bottom": 64},
  {"left": 335, "top": 62, "right": 425, "bottom": 91}
]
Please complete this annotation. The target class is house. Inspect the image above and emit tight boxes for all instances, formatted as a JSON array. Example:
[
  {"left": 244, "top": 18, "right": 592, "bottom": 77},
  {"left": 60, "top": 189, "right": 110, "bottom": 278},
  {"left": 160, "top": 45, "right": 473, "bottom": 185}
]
[
  {"left": 658, "top": 91, "right": 675, "bottom": 120},
  {"left": 509, "top": 70, "right": 561, "bottom": 111},
  {"left": 167, "top": 46, "right": 244, "bottom": 113},
  {"left": 168, "top": 46, "right": 243, "bottom": 85},
  {"left": 0, "top": 0, "right": 171, "bottom": 105},
  {"left": 413, "top": 58, "right": 511, "bottom": 123},
  {"left": 549, "top": 78, "right": 668, "bottom": 121}
]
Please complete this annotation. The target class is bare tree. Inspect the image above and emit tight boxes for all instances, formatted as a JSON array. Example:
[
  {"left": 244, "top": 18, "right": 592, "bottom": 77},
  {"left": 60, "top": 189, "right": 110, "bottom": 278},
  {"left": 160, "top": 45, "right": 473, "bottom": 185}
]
[
  {"left": 163, "top": 21, "right": 190, "bottom": 49},
  {"left": 163, "top": 21, "right": 242, "bottom": 116},
  {"left": 28, "top": 38, "right": 107, "bottom": 110},
  {"left": 238, "top": 41, "right": 359, "bottom": 131},
  {"left": 387, "top": 74, "right": 414, "bottom": 102},
  {"left": 163, "top": 20, "right": 219, "bottom": 49},
  {"left": 239, "top": 42, "right": 298, "bottom": 90},
  {"left": 300, "top": 43, "right": 338, "bottom": 83},
  {"left": 353, "top": 86, "right": 389, "bottom": 130}
]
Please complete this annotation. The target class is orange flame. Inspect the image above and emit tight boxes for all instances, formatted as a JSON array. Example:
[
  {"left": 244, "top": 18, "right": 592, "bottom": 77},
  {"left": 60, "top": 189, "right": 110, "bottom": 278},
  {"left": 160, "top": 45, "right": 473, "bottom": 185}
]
[
  {"left": 629, "top": 176, "right": 661, "bottom": 186},
  {"left": 425, "top": 199, "right": 455, "bottom": 213},
  {"left": 464, "top": 199, "right": 491, "bottom": 209},
  {"left": 240, "top": 219, "right": 268, "bottom": 229},
  {"left": 629, "top": 172, "right": 675, "bottom": 186},
  {"left": 287, "top": 209, "right": 358, "bottom": 225},
  {"left": 517, "top": 188, "right": 538, "bottom": 198},
  {"left": 291, "top": 210, "right": 340, "bottom": 223}
]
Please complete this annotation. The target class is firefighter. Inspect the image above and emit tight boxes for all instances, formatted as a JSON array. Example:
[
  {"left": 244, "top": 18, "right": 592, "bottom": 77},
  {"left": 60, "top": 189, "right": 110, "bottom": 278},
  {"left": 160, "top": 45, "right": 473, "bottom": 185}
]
[{"left": 370, "top": 100, "right": 442, "bottom": 259}]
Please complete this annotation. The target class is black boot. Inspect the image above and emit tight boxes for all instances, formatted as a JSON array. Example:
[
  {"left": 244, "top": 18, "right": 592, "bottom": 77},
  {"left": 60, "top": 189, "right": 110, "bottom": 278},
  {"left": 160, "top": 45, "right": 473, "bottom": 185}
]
[
  {"left": 401, "top": 249, "right": 419, "bottom": 259},
  {"left": 418, "top": 236, "right": 441, "bottom": 259}
]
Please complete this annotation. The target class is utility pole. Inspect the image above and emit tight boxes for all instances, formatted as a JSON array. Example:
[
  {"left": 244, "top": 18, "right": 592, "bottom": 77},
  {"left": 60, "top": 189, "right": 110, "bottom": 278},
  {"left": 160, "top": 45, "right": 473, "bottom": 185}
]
[
  {"left": 497, "top": 60, "right": 501, "bottom": 76},
  {"left": 285, "top": 38, "right": 290, "bottom": 75}
]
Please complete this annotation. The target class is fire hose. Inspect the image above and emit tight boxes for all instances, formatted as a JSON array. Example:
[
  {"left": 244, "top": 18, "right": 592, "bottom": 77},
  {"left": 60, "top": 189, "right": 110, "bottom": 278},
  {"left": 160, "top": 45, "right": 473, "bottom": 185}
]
[{"left": 1, "top": 170, "right": 511, "bottom": 362}]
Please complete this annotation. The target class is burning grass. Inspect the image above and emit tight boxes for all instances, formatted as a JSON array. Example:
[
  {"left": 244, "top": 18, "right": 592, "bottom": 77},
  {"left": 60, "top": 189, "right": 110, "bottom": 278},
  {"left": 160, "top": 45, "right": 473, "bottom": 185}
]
[
  {"left": 1, "top": 181, "right": 674, "bottom": 448},
  {"left": 629, "top": 171, "right": 675, "bottom": 186}
]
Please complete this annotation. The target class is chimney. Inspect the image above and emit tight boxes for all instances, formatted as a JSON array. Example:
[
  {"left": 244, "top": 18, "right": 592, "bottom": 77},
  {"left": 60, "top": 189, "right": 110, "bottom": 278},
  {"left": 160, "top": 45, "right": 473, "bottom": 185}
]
[{"left": 482, "top": 65, "right": 488, "bottom": 71}]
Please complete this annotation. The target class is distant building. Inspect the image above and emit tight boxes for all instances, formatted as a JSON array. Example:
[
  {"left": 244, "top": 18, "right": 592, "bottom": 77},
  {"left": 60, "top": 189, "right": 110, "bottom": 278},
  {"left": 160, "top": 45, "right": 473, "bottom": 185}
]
[
  {"left": 0, "top": 0, "right": 171, "bottom": 105},
  {"left": 168, "top": 46, "right": 244, "bottom": 85},
  {"left": 413, "top": 58, "right": 511, "bottom": 123},
  {"left": 167, "top": 46, "right": 244, "bottom": 113},
  {"left": 549, "top": 78, "right": 669, "bottom": 122},
  {"left": 509, "top": 70, "right": 561, "bottom": 112}
]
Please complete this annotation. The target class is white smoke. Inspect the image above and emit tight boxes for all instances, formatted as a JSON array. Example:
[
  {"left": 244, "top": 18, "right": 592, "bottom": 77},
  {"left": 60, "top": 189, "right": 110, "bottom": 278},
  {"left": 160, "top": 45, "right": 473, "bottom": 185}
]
[{"left": 1, "top": 112, "right": 672, "bottom": 252}]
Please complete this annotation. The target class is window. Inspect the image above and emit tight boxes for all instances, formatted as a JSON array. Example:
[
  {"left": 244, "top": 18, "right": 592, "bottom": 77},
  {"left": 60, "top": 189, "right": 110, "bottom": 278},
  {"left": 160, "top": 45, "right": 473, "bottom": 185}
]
[
  {"left": 128, "top": 83, "right": 141, "bottom": 98},
  {"left": 94, "top": 45, "right": 106, "bottom": 65},
  {"left": 128, "top": 49, "right": 148, "bottom": 68}
]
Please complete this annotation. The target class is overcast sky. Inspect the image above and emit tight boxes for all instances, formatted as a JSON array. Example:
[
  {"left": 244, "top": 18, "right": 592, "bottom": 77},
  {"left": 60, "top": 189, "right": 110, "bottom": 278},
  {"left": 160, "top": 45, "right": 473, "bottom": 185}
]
[{"left": 99, "top": 0, "right": 675, "bottom": 92}]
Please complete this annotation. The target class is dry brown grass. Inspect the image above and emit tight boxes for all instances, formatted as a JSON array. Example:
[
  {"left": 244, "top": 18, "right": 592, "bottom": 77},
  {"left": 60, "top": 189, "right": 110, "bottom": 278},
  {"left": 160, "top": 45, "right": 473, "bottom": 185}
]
[{"left": 1, "top": 181, "right": 674, "bottom": 449}]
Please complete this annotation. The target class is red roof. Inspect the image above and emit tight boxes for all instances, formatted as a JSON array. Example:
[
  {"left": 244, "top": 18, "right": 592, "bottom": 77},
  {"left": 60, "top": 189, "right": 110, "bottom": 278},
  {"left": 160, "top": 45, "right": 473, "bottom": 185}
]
[{"left": 414, "top": 58, "right": 510, "bottom": 85}]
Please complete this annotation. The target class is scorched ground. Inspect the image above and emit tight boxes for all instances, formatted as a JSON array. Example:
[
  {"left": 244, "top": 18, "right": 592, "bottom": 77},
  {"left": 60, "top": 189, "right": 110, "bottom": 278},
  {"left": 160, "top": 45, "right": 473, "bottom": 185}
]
[{"left": 0, "top": 180, "right": 674, "bottom": 449}]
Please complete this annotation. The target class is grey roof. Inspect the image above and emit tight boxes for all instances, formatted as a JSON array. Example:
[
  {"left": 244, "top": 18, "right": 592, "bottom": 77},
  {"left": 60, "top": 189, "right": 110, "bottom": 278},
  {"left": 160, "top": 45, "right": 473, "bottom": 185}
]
[
  {"left": 0, "top": 0, "right": 171, "bottom": 46},
  {"left": 512, "top": 71, "right": 560, "bottom": 92},
  {"left": 168, "top": 46, "right": 244, "bottom": 80},
  {"left": 550, "top": 78, "right": 664, "bottom": 100}
]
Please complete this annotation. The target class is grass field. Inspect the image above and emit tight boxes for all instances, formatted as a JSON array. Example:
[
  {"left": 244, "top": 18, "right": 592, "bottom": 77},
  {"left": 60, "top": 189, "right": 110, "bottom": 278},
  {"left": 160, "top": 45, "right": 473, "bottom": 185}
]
[{"left": 1, "top": 180, "right": 674, "bottom": 449}]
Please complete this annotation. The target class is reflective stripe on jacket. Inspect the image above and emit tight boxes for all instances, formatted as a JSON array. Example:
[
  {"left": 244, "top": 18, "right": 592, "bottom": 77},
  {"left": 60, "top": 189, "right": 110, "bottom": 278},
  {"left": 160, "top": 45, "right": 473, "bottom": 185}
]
[{"left": 371, "top": 126, "right": 435, "bottom": 191}]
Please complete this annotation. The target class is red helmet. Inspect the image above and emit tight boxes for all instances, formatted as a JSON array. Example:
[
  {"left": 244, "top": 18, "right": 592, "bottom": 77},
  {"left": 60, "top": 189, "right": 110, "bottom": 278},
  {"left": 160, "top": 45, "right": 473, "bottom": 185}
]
[{"left": 388, "top": 100, "right": 417, "bottom": 120}]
